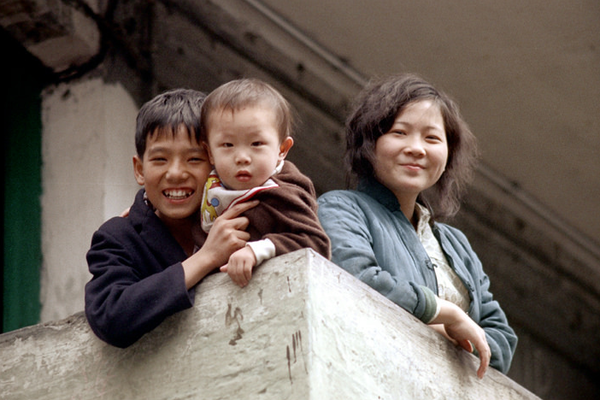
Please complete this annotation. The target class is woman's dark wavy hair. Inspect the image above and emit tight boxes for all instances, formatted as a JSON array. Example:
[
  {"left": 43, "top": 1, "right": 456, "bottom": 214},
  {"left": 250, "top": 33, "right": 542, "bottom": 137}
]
[
  {"left": 135, "top": 88, "right": 206, "bottom": 157},
  {"left": 345, "top": 73, "right": 479, "bottom": 220}
]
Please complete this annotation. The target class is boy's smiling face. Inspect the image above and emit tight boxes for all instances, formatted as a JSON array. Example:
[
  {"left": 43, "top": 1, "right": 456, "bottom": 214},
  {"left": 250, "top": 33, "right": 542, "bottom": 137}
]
[
  {"left": 133, "top": 125, "right": 210, "bottom": 224},
  {"left": 205, "top": 105, "right": 293, "bottom": 190}
]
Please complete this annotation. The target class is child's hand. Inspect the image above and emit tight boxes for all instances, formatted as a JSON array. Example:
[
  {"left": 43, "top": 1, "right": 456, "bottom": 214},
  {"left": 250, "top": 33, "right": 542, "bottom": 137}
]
[{"left": 220, "top": 246, "right": 257, "bottom": 287}]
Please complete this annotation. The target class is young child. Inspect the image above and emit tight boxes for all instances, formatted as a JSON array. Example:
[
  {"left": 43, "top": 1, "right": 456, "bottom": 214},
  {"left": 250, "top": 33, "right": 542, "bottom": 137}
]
[
  {"left": 198, "top": 78, "right": 331, "bottom": 287},
  {"left": 85, "top": 89, "right": 256, "bottom": 348}
]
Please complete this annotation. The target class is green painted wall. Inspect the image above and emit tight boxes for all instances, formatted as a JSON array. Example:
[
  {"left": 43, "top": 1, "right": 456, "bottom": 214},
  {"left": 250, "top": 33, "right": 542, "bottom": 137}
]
[{"left": 2, "top": 30, "right": 48, "bottom": 332}]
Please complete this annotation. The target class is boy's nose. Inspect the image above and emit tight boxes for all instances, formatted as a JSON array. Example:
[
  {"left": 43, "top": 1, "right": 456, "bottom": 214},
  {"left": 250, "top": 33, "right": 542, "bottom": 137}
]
[{"left": 166, "top": 160, "right": 188, "bottom": 180}]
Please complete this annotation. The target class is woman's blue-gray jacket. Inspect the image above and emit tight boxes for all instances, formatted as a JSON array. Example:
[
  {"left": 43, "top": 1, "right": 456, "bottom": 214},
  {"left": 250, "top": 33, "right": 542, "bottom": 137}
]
[{"left": 317, "top": 178, "right": 517, "bottom": 373}]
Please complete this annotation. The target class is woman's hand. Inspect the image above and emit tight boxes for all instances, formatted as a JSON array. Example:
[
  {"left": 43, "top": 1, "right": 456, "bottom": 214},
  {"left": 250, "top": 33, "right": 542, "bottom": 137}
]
[{"left": 430, "top": 298, "right": 491, "bottom": 379}]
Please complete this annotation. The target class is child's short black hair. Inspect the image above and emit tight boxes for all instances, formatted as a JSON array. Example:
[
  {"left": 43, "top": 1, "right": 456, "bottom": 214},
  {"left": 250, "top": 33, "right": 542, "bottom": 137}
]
[
  {"left": 135, "top": 88, "right": 206, "bottom": 157},
  {"left": 200, "top": 78, "right": 293, "bottom": 143}
]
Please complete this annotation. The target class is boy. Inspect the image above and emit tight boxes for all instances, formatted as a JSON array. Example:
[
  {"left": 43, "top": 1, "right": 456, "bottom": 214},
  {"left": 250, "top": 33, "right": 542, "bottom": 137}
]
[
  {"left": 199, "top": 78, "right": 330, "bottom": 287},
  {"left": 85, "top": 89, "right": 256, "bottom": 348}
]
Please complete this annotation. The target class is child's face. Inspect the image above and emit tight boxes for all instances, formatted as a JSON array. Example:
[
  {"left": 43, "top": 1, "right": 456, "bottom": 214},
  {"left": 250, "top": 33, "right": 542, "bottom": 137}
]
[
  {"left": 206, "top": 106, "right": 293, "bottom": 190},
  {"left": 133, "top": 125, "right": 211, "bottom": 224}
]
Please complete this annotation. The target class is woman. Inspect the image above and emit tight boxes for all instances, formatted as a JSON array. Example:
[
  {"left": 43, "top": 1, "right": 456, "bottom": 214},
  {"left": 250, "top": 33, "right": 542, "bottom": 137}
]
[{"left": 318, "top": 73, "right": 517, "bottom": 378}]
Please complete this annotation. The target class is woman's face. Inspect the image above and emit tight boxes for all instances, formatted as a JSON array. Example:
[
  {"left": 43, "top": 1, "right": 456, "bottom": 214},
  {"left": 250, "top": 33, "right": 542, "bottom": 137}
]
[{"left": 372, "top": 99, "right": 448, "bottom": 205}]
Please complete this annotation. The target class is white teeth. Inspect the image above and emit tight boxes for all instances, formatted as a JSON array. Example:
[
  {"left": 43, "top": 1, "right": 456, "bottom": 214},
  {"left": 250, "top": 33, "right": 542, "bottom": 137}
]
[{"left": 164, "top": 189, "right": 191, "bottom": 199}]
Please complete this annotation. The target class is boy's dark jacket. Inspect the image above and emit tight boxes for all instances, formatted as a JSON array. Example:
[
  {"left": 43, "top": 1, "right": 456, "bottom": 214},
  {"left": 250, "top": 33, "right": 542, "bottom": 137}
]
[
  {"left": 86, "top": 161, "right": 330, "bottom": 348},
  {"left": 85, "top": 189, "right": 194, "bottom": 348}
]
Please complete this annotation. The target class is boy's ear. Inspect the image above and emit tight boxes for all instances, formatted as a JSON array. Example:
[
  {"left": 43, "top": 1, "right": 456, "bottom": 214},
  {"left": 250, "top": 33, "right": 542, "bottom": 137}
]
[
  {"left": 278, "top": 137, "right": 294, "bottom": 160},
  {"left": 133, "top": 155, "right": 145, "bottom": 186}
]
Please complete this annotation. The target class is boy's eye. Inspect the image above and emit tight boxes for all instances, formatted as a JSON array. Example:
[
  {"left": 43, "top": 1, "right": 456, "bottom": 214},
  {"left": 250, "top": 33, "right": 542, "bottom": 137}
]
[
  {"left": 251, "top": 141, "right": 263, "bottom": 147},
  {"left": 222, "top": 143, "right": 233, "bottom": 148}
]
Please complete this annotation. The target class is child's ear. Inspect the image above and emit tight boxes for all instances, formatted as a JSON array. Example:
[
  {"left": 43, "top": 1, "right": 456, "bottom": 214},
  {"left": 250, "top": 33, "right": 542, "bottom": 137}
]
[
  {"left": 203, "top": 142, "right": 215, "bottom": 165},
  {"left": 278, "top": 137, "right": 294, "bottom": 160},
  {"left": 133, "top": 155, "right": 145, "bottom": 186}
]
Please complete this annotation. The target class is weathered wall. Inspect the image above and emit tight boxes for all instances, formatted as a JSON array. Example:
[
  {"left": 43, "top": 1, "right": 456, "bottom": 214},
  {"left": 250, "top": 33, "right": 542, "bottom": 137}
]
[
  {"left": 40, "top": 79, "right": 139, "bottom": 322},
  {"left": 2, "top": 1, "right": 600, "bottom": 399},
  {"left": 0, "top": 250, "right": 540, "bottom": 400}
]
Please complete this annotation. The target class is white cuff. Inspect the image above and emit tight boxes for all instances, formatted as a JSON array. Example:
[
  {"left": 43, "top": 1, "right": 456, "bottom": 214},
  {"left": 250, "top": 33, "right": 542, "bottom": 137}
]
[
  {"left": 246, "top": 239, "right": 276, "bottom": 266},
  {"left": 428, "top": 297, "right": 442, "bottom": 323}
]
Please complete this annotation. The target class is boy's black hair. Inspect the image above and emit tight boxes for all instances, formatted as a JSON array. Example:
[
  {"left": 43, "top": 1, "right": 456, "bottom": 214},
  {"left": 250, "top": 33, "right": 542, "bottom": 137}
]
[{"left": 135, "top": 88, "right": 206, "bottom": 157}]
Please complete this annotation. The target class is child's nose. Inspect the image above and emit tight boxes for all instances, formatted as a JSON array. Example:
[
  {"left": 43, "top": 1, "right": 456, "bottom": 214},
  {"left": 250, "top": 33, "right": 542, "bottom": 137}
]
[{"left": 235, "top": 150, "right": 251, "bottom": 164}]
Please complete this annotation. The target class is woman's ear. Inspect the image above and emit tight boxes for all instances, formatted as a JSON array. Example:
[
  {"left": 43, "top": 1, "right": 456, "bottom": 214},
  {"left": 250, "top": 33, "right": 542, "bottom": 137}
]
[
  {"left": 133, "top": 155, "right": 145, "bottom": 186},
  {"left": 278, "top": 137, "right": 294, "bottom": 160}
]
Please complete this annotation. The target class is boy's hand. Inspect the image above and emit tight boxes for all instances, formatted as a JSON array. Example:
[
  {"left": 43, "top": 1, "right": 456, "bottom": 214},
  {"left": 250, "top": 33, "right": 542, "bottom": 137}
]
[
  {"left": 201, "top": 200, "right": 258, "bottom": 268},
  {"left": 220, "top": 246, "right": 257, "bottom": 287},
  {"left": 183, "top": 200, "right": 258, "bottom": 290}
]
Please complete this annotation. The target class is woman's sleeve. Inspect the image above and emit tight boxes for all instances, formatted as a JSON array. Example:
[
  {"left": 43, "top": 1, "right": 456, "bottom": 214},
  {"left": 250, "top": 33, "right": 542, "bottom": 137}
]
[
  {"left": 85, "top": 222, "right": 194, "bottom": 348},
  {"left": 318, "top": 192, "right": 438, "bottom": 322},
  {"left": 449, "top": 227, "right": 518, "bottom": 373},
  {"left": 477, "top": 270, "right": 518, "bottom": 373}
]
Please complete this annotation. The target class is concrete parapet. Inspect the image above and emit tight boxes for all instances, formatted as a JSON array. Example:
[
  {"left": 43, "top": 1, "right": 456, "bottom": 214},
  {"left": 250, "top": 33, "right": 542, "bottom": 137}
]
[{"left": 0, "top": 249, "right": 540, "bottom": 399}]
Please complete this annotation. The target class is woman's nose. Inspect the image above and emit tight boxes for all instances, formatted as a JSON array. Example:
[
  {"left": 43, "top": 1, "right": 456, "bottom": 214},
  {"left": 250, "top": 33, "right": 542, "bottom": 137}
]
[{"left": 404, "top": 137, "right": 426, "bottom": 156}]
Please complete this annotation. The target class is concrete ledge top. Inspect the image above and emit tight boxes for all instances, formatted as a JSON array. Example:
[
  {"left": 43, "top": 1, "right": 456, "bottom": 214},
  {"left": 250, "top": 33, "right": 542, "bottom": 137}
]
[{"left": 0, "top": 249, "right": 540, "bottom": 400}]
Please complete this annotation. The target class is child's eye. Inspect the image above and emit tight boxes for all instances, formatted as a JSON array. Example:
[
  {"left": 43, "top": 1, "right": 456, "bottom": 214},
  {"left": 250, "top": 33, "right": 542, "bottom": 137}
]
[
  {"left": 391, "top": 130, "right": 406, "bottom": 136},
  {"left": 251, "top": 141, "right": 263, "bottom": 147},
  {"left": 222, "top": 143, "right": 233, "bottom": 148}
]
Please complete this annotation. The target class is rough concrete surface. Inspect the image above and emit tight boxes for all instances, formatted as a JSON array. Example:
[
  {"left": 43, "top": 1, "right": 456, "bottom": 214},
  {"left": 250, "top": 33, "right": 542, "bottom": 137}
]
[{"left": 0, "top": 250, "right": 541, "bottom": 400}]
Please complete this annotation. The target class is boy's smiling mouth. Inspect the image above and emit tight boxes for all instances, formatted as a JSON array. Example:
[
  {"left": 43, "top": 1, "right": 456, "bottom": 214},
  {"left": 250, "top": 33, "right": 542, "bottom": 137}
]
[{"left": 163, "top": 189, "right": 193, "bottom": 200}]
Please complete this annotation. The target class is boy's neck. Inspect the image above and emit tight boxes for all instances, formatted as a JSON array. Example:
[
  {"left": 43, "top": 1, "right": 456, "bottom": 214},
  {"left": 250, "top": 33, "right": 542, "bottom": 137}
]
[{"left": 161, "top": 216, "right": 196, "bottom": 256}]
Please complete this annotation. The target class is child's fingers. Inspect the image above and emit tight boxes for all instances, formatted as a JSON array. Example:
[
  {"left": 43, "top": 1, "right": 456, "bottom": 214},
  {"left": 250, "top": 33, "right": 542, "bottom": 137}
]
[{"left": 244, "top": 262, "right": 252, "bottom": 282}]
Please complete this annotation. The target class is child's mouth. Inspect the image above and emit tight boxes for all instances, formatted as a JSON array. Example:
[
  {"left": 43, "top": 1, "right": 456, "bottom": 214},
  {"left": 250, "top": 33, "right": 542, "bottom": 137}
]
[
  {"left": 236, "top": 172, "right": 252, "bottom": 181},
  {"left": 163, "top": 189, "right": 192, "bottom": 200}
]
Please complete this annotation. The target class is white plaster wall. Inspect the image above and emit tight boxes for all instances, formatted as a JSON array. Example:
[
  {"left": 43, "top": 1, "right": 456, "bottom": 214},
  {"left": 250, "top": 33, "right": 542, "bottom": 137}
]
[{"left": 40, "top": 78, "right": 139, "bottom": 322}]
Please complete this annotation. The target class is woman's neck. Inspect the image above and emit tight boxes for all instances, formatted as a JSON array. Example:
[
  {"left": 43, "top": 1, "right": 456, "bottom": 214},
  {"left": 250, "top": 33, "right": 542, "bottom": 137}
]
[{"left": 396, "top": 193, "right": 419, "bottom": 229}]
